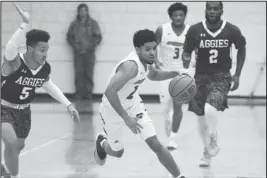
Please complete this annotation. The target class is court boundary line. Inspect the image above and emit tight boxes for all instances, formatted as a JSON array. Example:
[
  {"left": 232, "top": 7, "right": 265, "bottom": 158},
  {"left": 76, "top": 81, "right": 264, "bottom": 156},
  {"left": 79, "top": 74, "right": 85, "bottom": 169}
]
[
  {"left": 19, "top": 133, "right": 72, "bottom": 157},
  {"left": 2, "top": 133, "right": 72, "bottom": 165}
]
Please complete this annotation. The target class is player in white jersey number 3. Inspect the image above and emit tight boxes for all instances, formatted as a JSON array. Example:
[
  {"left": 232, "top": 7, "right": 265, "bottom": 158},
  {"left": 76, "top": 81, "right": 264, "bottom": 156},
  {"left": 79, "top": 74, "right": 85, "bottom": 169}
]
[
  {"left": 155, "top": 3, "right": 195, "bottom": 149},
  {"left": 94, "top": 29, "right": 186, "bottom": 178}
]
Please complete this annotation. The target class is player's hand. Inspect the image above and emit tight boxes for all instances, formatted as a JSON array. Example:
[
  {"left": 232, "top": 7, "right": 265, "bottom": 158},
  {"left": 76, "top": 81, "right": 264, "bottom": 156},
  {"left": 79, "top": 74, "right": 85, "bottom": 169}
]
[
  {"left": 67, "top": 104, "right": 80, "bottom": 125},
  {"left": 230, "top": 75, "right": 240, "bottom": 91},
  {"left": 13, "top": 2, "right": 30, "bottom": 24},
  {"left": 124, "top": 116, "right": 143, "bottom": 134}
]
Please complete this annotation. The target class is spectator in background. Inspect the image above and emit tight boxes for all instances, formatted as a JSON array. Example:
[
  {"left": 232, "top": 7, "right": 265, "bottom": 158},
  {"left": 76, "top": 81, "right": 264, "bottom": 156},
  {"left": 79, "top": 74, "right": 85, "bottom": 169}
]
[{"left": 67, "top": 3, "right": 102, "bottom": 100}]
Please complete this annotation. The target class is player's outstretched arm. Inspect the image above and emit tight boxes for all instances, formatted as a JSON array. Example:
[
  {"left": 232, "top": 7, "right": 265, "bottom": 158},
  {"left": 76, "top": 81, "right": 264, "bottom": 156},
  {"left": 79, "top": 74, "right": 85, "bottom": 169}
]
[
  {"left": 42, "top": 78, "right": 80, "bottom": 124},
  {"left": 4, "top": 3, "right": 29, "bottom": 62},
  {"left": 147, "top": 65, "right": 179, "bottom": 81},
  {"left": 2, "top": 3, "right": 30, "bottom": 76}
]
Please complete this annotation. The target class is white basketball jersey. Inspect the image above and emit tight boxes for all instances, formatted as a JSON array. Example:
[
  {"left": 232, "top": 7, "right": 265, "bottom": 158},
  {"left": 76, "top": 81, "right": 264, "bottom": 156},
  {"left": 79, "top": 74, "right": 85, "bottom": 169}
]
[
  {"left": 158, "top": 23, "right": 190, "bottom": 71},
  {"left": 102, "top": 51, "right": 149, "bottom": 109}
]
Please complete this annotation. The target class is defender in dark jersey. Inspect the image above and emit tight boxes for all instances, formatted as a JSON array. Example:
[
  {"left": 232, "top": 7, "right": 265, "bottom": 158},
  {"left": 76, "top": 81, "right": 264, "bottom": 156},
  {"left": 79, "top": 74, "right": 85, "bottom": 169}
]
[
  {"left": 1, "top": 3, "right": 80, "bottom": 178},
  {"left": 182, "top": 1, "right": 246, "bottom": 167}
]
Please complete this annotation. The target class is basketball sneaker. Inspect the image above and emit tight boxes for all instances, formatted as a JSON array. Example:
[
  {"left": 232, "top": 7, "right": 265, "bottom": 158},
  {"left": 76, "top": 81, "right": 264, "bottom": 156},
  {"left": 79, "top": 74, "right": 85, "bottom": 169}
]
[
  {"left": 94, "top": 132, "right": 107, "bottom": 166},
  {"left": 167, "top": 132, "right": 178, "bottom": 150},
  {"left": 208, "top": 132, "right": 220, "bottom": 157},
  {"left": 199, "top": 147, "right": 212, "bottom": 167},
  {"left": 167, "top": 139, "right": 178, "bottom": 150},
  {"left": 1, "top": 165, "right": 11, "bottom": 178}
]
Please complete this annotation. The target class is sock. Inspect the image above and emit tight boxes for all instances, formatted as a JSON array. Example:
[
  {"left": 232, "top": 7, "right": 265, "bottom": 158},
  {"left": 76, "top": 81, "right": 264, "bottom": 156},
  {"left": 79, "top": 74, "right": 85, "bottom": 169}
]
[
  {"left": 100, "top": 139, "right": 107, "bottom": 147},
  {"left": 197, "top": 116, "right": 210, "bottom": 147},
  {"left": 169, "top": 131, "right": 177, "bottom": 139},
  {"left": 205, "top": 104, "right": 218, "bottom": 134}
]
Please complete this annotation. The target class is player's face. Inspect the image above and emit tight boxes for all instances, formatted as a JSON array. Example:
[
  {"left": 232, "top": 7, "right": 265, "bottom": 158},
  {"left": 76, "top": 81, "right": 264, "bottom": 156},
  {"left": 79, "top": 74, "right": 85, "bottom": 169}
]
[
  {"left": 205, "top": 2, "right": 223, "bottom": 24},
  {"left": 78, "top": 7, "right": 88, "bottom": 18},
  {"left": 30, "top": 42, "right": 49, "bottom": 65},
  {"left": 136, "top": 42, "right": 157, "bottom": 65},
  {"left": 171, "top": 10, "right": 186, "bottom": 27}
]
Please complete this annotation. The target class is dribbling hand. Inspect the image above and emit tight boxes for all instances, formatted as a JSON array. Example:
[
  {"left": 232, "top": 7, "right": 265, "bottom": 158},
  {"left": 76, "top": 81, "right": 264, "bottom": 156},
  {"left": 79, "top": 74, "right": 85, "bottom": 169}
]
[
  {"left": 67, "top": 104, "right": 80, "bottom": 125},
  {"left": 124, "top": 116, "right": 143, "bottom": 134},
  {"left": 13, "top": 2, "right": 30, "bottom": 24}
]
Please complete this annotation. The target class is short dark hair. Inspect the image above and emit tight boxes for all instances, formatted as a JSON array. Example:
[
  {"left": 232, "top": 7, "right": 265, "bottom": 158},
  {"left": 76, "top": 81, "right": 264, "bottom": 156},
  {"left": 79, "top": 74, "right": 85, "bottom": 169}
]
[
  {"left": 133, "top": 29, "right": 156, "bottom": 48},
  {"left": 26, "top": 29, "right": 50, "bottom": 47},
  {"left": 206, "top": 1, "right": 223, "bottom": 10},
  {"left": 76, "top": 3, "right": 89, "bottom": 20},
  {"left": 168, "top": 3, "right": 188, "bottom": 17}
]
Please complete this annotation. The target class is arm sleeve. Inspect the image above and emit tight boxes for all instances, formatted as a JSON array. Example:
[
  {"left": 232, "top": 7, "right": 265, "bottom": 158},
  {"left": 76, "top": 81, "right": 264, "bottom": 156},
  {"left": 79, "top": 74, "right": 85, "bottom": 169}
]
[
  {"left": 42, "top": 78, "right": 71, "bottom": 107},
  {"left": 232, "top": 25, "right": 246, "bottom": 49},
  {"left": 5, "top": 22, "right": 28, "bottom": 61},
  {"left": 183, "top": 25, "right": 197, "bottom": 54}
]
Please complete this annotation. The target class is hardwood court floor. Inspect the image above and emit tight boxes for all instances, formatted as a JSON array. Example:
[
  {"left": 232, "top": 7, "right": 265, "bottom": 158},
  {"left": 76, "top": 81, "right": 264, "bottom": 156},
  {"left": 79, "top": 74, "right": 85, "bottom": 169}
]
[{"left": 2, "top": 100, "right": 266, "bottom": 178}]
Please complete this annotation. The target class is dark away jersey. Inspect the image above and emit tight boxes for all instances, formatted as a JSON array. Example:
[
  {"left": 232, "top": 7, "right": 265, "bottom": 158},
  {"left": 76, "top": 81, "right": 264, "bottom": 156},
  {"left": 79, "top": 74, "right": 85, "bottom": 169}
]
[
  {"left": 1, "top": 54, "right": 51, "bottom": 104},
  {"left": 183, "top": 20, "right": 246, "bottom": 74}
]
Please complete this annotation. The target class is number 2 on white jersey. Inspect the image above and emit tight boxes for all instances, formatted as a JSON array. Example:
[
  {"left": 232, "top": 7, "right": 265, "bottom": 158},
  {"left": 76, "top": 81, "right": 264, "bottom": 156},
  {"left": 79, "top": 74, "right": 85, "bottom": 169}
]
[{"left": 209, "top": 49, "right": 218, "bottom": 64}]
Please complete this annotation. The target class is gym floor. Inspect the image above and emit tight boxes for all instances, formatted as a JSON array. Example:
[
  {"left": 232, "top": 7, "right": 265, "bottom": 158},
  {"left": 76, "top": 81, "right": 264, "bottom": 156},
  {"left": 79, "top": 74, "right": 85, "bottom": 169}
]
[{"left": 1, "top": 99, "right": 266, "bottom": 178}]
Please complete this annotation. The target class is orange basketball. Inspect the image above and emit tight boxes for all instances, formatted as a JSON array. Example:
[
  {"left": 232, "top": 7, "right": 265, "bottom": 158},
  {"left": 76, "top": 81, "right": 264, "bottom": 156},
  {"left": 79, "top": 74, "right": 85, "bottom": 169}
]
[{"left": 168, "top": 74, "right": 196, "bottom": 103}]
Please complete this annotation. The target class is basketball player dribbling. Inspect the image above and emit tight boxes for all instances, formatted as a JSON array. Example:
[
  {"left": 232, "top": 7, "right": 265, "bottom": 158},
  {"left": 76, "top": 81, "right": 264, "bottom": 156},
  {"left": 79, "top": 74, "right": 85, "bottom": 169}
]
[
  {"left": 182, "top": 1, "right": 246, "bottom": 167},
  {"left": 94, "top": 29, "right": 185, "bottom": 178},
  {"left": 155, "top": 2, "right": 195, "bottom": 150},
  {"left": 1, "top": 3, "right": 80, "bottom": 178}
]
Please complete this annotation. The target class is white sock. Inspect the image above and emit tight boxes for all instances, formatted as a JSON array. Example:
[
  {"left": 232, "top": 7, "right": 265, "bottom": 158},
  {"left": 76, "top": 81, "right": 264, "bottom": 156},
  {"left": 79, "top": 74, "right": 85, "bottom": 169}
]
[
  {"left": 205, "top": 104, "right": 218, "bottom": 134},
  {"left": 100, "top": 139, "right": 107, "bottom": 147},
  {"left": 169, "top": 131, "right": 177, "bottom": 139}
]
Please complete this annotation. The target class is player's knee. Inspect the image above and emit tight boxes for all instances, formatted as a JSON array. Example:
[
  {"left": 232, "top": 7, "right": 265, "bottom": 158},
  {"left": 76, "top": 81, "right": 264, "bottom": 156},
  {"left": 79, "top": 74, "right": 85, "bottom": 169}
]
[
  {"left": 3, "top": 138, "right": 18, "bottom": 151},
  {"left": 205, "top": 103, "right": 217, "bottom": 117},
  {"left": 17, "top": 141, "right": 25, "bottom": 153},
  {"left": 2, "top": 132, "right": 18, "bottom": 149},
  {"left": 146, "top": 136, "right": 164, "bottom": 154},
  {"left": 114, "top": 148, "right": 124, "bottom": 158},
  {"left": 110, "top": 140, "right": 124, "bottom": 158}
]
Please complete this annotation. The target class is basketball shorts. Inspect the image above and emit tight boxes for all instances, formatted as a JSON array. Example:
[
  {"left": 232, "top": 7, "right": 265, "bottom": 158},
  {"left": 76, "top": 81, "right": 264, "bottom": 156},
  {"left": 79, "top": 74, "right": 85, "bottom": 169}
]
[
  {"left": 1, "top": 105, "right": 31, "bottom": 138},
  {"left": 159, "top": 67, "right": 195, "bottom": 103},
  {"left": 99, "top": 99, "right": 156, "bottom": 147},
  {"left": 188, "top": 72, "right": 232, "bottom": 116}
]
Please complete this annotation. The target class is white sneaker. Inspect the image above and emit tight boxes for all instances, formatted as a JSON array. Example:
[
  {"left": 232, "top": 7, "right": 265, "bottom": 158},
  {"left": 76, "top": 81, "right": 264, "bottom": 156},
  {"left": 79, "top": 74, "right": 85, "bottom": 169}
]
[
  {"left": 167, "top": 139, "right": 178, "bottom": 150},
  {"left": 199, "top": 149, "right": 212, "bottom": 167}
]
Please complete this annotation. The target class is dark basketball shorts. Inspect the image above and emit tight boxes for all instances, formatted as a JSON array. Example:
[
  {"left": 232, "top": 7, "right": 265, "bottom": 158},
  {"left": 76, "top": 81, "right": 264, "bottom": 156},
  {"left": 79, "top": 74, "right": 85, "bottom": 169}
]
[
  {"left": 188, "top": 72, "right": 232, "bottom": 116},
  {"left": 1, "top": 105, "right": 31, "bottom": 139}
]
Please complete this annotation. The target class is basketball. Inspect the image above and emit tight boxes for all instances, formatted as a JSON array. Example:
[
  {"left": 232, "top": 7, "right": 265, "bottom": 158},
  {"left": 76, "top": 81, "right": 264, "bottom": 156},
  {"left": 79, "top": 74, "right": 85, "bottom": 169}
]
[{"left": 168, "top": 74, "right": 196, "bottom": 103}]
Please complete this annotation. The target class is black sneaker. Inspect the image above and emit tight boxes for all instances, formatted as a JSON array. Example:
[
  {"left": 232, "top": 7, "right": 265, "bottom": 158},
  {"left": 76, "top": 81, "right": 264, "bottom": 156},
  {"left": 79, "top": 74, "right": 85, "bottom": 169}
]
[
  {"left": 94, "top": 132, "right": 107, "bottom": 166},
  {"left": 1, "top": 165, "right": 11, "bottom": 178}
]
